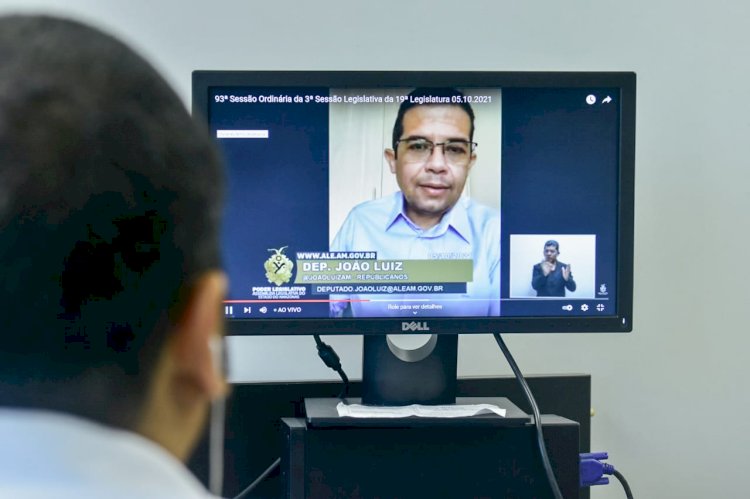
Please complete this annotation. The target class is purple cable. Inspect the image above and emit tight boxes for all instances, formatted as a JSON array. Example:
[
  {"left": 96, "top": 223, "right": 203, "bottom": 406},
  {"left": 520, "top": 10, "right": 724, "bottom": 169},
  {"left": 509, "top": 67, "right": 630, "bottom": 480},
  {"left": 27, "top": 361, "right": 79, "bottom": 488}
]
[{"left": 580, "top": 452, "right": 616, "bottom": 487}]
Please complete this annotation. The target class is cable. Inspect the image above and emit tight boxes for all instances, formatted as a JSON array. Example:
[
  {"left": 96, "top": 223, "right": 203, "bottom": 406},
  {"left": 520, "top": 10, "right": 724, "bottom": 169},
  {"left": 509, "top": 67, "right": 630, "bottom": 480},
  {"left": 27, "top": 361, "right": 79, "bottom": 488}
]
[
  {"left": 233, "top": 458, "right": 281, "bottom": 499},
  {"left": 233, "top": 336, "right": 349, "bottom": 499},
  {"left": 313, "top": 334, "right": 350, "bottom": 401},
  {"left": 493, "top": 333, "right": 563, "bottom": 499},
  {"left": 208, "top": 396, "right": 226, "bottom": 496},
  {"left": 612, "top": 469, "right": 634, "bottom": 499},
  {"left": 580, "top": 452, "right": 635, "bottom": 498}
]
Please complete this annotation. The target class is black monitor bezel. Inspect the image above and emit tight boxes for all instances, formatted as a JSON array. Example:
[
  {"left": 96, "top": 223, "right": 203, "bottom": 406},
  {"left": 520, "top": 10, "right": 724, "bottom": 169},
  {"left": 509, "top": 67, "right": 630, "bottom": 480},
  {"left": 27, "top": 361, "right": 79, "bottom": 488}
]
[{"left": 192, "top": 70, "right": 635, "bottom": 335}]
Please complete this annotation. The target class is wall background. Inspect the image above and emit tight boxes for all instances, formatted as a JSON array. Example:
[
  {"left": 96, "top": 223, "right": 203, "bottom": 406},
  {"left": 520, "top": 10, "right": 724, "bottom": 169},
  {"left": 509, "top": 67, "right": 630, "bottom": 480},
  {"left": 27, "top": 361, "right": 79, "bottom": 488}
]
[{"left": 1, "top": 1, "right": 747, "bottom": 497}]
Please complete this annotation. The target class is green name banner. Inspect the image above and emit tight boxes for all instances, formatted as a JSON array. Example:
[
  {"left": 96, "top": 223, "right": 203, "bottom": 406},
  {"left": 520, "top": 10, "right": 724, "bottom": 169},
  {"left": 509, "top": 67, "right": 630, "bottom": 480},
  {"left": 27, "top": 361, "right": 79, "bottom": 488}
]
[{"left": 294, "top": 259, "right": 473, "bottom": 284}]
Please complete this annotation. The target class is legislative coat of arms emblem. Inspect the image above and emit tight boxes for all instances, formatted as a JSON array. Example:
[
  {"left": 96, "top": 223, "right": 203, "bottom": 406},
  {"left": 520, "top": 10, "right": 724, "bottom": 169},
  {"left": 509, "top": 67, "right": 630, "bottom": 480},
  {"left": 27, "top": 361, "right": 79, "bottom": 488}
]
[{"left": 264, "top": 246, "right": 294, "bottom": 286}]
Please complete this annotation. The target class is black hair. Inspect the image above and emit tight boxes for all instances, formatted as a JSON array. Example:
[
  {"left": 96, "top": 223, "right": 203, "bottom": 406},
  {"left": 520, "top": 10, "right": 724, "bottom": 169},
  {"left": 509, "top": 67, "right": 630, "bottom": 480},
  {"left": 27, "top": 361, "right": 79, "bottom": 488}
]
[
  {"left": 544, "top": 240, "right": 560, "bottom": 251},
  {"left": 0, "top": 16, "right": 224, "bottom": 429},
  {"left": 391, "top": 87, "right": 475, "bottom": 155}
]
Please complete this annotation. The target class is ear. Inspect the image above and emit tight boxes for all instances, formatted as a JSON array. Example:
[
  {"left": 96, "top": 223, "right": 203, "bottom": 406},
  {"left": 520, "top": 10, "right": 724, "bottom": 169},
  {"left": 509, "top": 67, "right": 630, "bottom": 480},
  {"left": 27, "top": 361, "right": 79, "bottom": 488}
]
[
  {"left": 466, "top": 151, "right": 477, "bottom": 173},
  {"left": 169, "top": 271, "right": 228, "bottom": 401},
  {"left": 385, "top": 148, "right": 397, "bottom": 174}
]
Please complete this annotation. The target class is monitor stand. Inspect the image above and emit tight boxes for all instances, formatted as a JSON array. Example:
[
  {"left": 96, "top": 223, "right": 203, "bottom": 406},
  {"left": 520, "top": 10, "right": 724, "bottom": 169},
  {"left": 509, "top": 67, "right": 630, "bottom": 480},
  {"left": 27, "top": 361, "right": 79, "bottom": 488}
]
[{"left": 361, "top": 334, "right": 458, "bottom": 406}]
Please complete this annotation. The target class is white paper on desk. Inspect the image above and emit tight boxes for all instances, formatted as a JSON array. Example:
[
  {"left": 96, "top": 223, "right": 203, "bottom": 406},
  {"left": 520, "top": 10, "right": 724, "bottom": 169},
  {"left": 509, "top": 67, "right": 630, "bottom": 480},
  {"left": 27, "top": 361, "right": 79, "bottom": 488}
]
[{"left": 336, "top": 402, "right": 506, "bottom": 418}]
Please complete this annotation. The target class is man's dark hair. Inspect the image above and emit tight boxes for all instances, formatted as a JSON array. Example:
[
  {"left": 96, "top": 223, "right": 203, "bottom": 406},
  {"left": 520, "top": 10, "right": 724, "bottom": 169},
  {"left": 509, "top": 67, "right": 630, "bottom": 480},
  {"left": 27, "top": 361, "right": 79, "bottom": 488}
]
[
  {"left": 544, "top": 240, "right": 560, "bottom": 251},
  {"left": 0, "top": 16, "right": 224, "bottom": 429},
  {"left": 391, "top": 87, "right": 475, "bottom": 155}
]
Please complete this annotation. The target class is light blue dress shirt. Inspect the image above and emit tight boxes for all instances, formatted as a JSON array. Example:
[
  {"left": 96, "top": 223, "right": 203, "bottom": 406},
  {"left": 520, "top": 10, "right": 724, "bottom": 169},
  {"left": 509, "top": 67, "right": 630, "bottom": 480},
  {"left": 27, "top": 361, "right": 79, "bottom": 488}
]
[
  {"left": 329, "top": 192, "right": 500, "bottom": 318},
  {"left": 0, "top": 409, "right": 220, "bottom": 499}
]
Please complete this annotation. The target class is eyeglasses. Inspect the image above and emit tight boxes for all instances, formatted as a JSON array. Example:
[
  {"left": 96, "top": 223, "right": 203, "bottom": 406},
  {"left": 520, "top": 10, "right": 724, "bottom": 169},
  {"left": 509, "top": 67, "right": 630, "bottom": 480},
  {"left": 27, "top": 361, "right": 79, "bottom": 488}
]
[{"left": 396, "top": 138, "right": 477, "bottom": 167}]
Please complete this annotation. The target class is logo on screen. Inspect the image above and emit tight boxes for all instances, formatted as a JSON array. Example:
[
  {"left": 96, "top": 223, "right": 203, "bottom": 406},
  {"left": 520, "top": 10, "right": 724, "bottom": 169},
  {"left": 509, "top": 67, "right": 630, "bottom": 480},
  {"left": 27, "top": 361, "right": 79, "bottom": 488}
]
[
  {"left": 402, "top": 321, "right": 430, "bottom": 332},
  {"left": 264, "top": 246, "right": 294, "bottom": 286}
]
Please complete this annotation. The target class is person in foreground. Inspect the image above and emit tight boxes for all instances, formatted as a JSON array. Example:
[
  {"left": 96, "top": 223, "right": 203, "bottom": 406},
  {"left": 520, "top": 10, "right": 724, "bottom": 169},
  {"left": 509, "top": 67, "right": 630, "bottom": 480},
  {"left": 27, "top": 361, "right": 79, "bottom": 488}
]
[
  {"left": 531, "top": 240, "right": 577, "bottom": 297},
  {"left": 0, "top": 16, "right": 227, "bottom": 498},
  {"left": 329, "top": 88, "right": 500, "bottom": 318}
]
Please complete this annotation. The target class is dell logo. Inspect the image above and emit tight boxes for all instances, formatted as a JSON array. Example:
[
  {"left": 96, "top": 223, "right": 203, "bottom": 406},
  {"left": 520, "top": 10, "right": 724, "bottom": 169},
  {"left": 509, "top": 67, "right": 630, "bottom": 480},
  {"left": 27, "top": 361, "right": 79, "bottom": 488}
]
[{"left": 401, "top": 321, "right": 430, "bottom": 332}]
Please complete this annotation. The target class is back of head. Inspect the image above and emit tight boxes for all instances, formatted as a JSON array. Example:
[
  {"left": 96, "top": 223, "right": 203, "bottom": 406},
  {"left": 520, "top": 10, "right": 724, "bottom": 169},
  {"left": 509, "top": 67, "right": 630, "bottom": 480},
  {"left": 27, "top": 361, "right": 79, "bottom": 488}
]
[{"left": 0, "top": 16, "right": 223, "bottom": 429}]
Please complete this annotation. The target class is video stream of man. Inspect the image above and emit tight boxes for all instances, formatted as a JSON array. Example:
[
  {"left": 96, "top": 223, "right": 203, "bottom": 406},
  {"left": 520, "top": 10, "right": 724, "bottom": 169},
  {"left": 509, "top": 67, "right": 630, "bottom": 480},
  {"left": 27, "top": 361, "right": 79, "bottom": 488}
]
[
  {"left": 323, "top": 88, "right": 501, "bottom": 318},
  {"left": 531, "top": 239, "right": 577, "bottom": 297}
]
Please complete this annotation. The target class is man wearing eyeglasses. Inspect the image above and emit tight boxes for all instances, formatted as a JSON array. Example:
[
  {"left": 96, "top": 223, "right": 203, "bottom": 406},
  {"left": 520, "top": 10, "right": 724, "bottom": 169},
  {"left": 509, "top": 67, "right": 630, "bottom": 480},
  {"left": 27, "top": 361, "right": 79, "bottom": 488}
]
[{"left": 330, "top": 88, "right": 500, "bottom": 318}]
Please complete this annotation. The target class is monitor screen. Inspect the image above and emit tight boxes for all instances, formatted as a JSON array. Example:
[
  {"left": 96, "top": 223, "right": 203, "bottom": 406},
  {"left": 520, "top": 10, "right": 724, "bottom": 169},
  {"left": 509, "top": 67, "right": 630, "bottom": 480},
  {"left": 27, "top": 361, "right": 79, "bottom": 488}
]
[{"left": 192, "top": 71, "right": 635, "bottom": 335}]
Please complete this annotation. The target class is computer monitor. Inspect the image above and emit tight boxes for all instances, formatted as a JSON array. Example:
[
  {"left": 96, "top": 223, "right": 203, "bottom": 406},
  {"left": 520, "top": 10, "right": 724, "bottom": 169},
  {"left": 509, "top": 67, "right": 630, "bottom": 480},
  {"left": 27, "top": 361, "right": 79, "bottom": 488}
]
[{"left": 192, "top": 71, "right": 635, "bottom": 404}]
